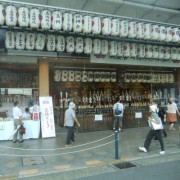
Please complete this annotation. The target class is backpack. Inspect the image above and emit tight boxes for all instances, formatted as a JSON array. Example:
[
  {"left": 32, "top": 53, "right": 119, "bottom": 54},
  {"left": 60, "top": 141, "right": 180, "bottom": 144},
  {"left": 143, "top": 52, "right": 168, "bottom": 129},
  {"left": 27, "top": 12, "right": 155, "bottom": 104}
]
[{"left": 115, "top": 103, "right": 122, "bottom": 115}]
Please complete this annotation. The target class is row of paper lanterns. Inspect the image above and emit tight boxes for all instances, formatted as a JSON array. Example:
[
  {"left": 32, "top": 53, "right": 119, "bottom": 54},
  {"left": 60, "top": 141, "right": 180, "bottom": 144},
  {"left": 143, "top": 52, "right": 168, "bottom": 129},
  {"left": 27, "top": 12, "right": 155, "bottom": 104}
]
[
  {"left": 0, "top": 4, "right": 180, "bottom": 43},
  {"left": 54, "top": 70, "right": 117, "bottom": 82},
  {"left": 124, "top": 73, "right": 174, "bottom": 83},
  {"left": 5, "top": 31, "right": 180, "bottom": 60}
]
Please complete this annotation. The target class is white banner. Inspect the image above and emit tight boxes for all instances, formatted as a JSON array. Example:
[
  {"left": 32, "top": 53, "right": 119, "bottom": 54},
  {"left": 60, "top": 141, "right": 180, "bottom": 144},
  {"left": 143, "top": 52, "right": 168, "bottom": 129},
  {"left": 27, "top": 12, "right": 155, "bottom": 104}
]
[{"left": 39, "top": 96, "right": 56, "bottom": 138}]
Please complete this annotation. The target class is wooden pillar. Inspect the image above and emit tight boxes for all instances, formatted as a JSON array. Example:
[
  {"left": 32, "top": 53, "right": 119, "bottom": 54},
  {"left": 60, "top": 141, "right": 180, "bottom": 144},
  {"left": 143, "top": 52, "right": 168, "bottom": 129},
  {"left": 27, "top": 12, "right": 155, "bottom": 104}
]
[{"left": 39, "top": 60, "right": 49, "bottom": 96}]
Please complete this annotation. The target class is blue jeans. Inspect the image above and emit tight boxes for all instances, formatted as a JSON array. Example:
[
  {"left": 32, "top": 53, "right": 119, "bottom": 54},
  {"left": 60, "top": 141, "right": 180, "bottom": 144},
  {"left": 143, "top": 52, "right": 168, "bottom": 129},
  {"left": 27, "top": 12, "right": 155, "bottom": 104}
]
[
  {"left": 66, "top": 126, "right": 75, "bottom": 145},
  {"left": 113, "top": 116, "right": 122, "bottom": 130}
]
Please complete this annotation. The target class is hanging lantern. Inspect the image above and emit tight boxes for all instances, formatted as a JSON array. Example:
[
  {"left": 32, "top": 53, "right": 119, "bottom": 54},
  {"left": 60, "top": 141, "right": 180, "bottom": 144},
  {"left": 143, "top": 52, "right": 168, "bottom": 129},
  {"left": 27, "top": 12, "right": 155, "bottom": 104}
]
[
  {"left": 29, "top": 7, "right": 40, "bottom": 29},
  {"left": 111, "top": 18, "right": 119, "bottom": 36},
  {"left": 124, "top": 73, "right": 131, "bottom": 83},
  {"left": 159, "top": 26, "right": 166, "bottom": 41},
  {"left": 40, "top": 9, "right": 51, "bottom": 30},
  {"left": 35, "top": 33, "right": 46, "bottom": 50},
  {"left": 92, "top": 39, "right": 101, "bottom": 54},
  {"left": 75, "top": 71, "right": 81, "bottom": 82},
  {"left": 137, "top": 73, "right": 143, "bottom": 83},
  {"left": 109, "top": 41, "right": 118, "bottom": 56},
  {"left": 131, "top": 73, "right": 137, "bottom": 83},
  {"left": 47, "top": 34, "right": 56, "bottom": 51},
  {"left": 165, "top": 27, "right": 172, "bottom": 42},
  {"left": 100, "top": 72, "right": 106, "bottom": 82},
  {"left": 170, "top": 47, "right": 177, "bottom": 60},
  {"left": 61, "top": 70, "right": 68, "bottom": 82},
  {"left": 17, "top": 6, "right": 29, "bottom": 27},
  {"left": 144, "top": 23, "right": 151, "bottom": 40},
  {"left": 172, "top": 28, "right": 179, "bottom": 42},
  {"left": 123, "top": 43, "right": 130, "bottom": 57},
  {"left": 101, "top": 40, "right": 108, "bottom": 55},
  {"left": 66, "top": 36, "right": 75, "bottom": 53},
  {"left": 54, "top": 70, "right": 61, "bottom": 82},
  {"left": 84, "top": 38, "right": 92, "bottom": 54},
  {"left": 5, "top": 4, "right": 17, "bottom": 26},
  {"left": 137, "top": 44, "right": 145, "bottom": 58},
  {"left": 73, "top": 13, "right": 82, "bottom": 33},
  {"left": 75, "top": 37, "right": 83, "bottom": 53},
  {"left": 52, "top": 10, "right": 62, "bottom": 31},
  {"left": 164, "top": 47, "right": 171, "bottom": 60},
  {"left": 151, "top": 24, "right": 159, "bottom": 40},
  {"left": 94, "top": 72, "right": 100, "bottom": 82},
  {"left": 16, "top": 32, "right": 25, "bottom": 50},
  {"left": 111, "top": 72, "right": 116, "bottom": 82},
  {"left": 56, "top": 35, "right": 65, "bottom": 52},
  {"left": 0, "top": 3, "right": 5, "bottom": 25},
  {"left": 158, "top": 46, "right": 164, "bottom": 59},
  {"left": 101, "top": 17, "right": 111, "bottom": 35},
  {"left": 26, "top": 33, "right": 36, "bottom": 50},
  {"left": 152, "top": 45, "right": 159, "bottom": 59},
  {"left": 82, "top": 15, "right": 92, "bottom": 34},
  {"left": 5, "top": 31, "right": 15, "bottom": 49},
  {"left": 92, "top": 16, "right": 101, "bottom": 35},
  {"left": 68, "top": 70, "right": 75, "bottom": 82},
  {"left": 105, "top": 72, "right": 111, "bottom": 82},
  {"left": 63, "top": 12, "right": 73, "bottom": 31},
  {"left": 87, "top": 71, "right": 94, "bottom": 82},
  {"left": 119, "top": 20, "right": 128, "bottom": 37},
  {"left": 128, "top": 21, "right": 136, "bottom": 38},
  {"left": 130, "top": 43, "right": 137, "bottom": 58},
  {"left": 82, "top": 71, "right": 88, "bottom": 82},
  {"left": 117, "top": 42, "right": 123, "bottom": 57},
  {"left": 145, "top": 45, "right": 153, "bottom": 58},
  {"left": 136, "top": 22, "right": 144, "bottom": 39}
]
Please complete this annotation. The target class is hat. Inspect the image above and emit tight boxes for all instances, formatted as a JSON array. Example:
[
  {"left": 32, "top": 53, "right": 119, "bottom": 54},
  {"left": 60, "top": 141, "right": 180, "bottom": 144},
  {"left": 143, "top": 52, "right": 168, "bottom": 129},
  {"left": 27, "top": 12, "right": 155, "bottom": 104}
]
[
  {"left": 149, "top": 104, "right": 157, "bottom": 112},
  {"left": 69, "top": 102, "right": 75, "bottom": 109},
  {"left": 170, "top": 98, "right": 174, "bottom": 102}
]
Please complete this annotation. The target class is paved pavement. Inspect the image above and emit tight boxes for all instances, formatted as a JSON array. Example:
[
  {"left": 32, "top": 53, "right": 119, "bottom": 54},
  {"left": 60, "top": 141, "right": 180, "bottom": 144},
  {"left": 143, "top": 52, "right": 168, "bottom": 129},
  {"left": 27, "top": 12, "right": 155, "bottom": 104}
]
[{"left": 0, "top": 125, "right": 180, "bottom": 179}]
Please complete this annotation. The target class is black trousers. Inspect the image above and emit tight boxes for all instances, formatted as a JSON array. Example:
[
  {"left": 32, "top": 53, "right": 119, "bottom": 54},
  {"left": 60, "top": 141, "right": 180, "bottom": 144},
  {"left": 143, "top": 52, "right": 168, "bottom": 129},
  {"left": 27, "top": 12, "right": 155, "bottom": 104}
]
[
  {"left": 66, "top": 126, "right": 75, "bottom": 145},
  {"left": 144, "top": 129, "right": 164, "bottom": 151}
]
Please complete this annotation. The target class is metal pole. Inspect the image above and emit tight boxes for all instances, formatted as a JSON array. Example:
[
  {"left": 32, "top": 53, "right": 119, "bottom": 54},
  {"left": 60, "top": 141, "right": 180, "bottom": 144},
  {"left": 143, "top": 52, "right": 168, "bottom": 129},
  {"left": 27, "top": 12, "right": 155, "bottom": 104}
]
[{"left": 114, "top": 130, "right": 119, "bottom": 159}]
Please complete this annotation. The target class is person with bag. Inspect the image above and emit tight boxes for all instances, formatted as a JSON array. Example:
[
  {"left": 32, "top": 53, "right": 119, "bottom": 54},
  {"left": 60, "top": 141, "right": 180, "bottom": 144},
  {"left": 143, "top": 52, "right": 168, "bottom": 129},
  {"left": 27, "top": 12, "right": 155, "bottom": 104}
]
[
  {"left": 113, "top": 97, "right": 123, "bottom": 132},
  {"left": 139, "top": 104, "right": 165, "bottom": 155},
  {"left": 13, "top": 101, "right": 24, "bottom": 143}
]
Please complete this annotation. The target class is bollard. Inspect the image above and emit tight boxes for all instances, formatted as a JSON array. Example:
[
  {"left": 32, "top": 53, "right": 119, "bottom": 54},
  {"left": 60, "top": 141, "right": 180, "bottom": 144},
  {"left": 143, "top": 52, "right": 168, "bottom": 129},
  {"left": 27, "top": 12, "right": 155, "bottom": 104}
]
[{"left": 114, "top": 130, "right": 119, "bottom": 159}]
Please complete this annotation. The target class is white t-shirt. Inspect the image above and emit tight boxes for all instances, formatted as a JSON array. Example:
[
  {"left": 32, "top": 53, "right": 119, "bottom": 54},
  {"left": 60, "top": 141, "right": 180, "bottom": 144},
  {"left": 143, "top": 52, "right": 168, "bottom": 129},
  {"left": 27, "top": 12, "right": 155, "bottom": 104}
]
[
  {"left": 22, "top": 112, "right": 31, "bottom": 119},
  {"left": 167, "top": 102, "right": 178, "bottom": 113},
  {"left": 13, "top": 106, "right": 22, "bottom": 119},
  {"left": 113, "top": 102, "right": 123, "bottom": 116}
]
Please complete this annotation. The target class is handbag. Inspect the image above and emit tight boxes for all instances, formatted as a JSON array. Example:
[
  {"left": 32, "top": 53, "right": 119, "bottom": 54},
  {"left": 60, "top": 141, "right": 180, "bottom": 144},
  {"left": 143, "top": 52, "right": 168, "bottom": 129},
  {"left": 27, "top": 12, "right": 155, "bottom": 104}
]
[
  {"left": 150, "top": 119, "right": 163, "bottom": 130},
  {"left": 19, "top": 125, "right": 26, "bottom": 135}
]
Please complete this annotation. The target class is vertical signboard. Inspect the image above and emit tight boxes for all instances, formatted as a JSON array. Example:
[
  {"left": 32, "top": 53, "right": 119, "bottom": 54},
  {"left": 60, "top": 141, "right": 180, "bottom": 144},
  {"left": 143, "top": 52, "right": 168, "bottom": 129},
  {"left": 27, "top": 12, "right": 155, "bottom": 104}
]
[{"left": 39, "top": 96, "right": 56, "bottom": 138}]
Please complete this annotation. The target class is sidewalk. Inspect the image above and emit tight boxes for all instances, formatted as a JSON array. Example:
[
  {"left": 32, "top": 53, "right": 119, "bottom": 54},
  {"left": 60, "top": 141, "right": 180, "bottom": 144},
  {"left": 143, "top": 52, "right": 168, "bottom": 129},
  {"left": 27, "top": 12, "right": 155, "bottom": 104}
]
[{"left": 0, "top": 125, "right": 180, "bottom": 179}]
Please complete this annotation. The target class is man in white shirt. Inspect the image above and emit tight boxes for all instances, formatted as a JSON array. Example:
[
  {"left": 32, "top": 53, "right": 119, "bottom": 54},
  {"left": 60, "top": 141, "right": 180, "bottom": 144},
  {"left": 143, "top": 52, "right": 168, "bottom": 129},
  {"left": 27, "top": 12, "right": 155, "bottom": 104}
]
[{"left": 13, "top": 101, "right": 23, "bottom": 143}]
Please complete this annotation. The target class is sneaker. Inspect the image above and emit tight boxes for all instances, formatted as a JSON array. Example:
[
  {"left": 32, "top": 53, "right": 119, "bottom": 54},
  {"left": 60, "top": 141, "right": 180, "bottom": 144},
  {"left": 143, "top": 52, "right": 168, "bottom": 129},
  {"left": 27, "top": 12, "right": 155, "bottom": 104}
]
[
  {"left": 159, "top": 151, "right": 165, "bottom": 155},
  {"left": 19, "top": 140, "right": 24, "bottom": 143},
  {"left": 139, "top": 146, "right": 147, "bottom": 153},
  {"left": 65, "top": 144, "right": 72, "bottom": 147}
]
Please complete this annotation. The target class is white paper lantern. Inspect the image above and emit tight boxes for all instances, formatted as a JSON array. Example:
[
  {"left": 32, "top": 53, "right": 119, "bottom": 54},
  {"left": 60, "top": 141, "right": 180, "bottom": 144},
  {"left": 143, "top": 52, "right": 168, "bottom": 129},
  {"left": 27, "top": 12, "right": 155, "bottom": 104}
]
[
  {"left": 165, "top": 27, "right": 172, "bottom": 42},
  {"left": 151, "top": 24, "right": 159, "bottom": 40},
  {"left": 172, "top": 28, "right": 179, "bottom": 42},
  {"left": 146, "top": 74, "right": 152, "bottom": 83},
  {"left": 54, "top": 70, "right": 61, "bottom": 82},
  {"left": 61, "top": 70, "right": 68, "bottom": 82},
  {"left": 152, "top": 45, "right": 159, "bottom": 59},
  {"left": 161, "top": 74, "right": 167, "bottom": 83},
  {"left": 131, "top": 73, "right": 137, "bottom": 82},
  {"left": 75, "top": 71, "right": 81, "bottom": 82},
  {"left": 137, "top": 73, "right": 143, "bottom": 83},
  {"left": 111, "top": 18, "right": 119, "bottom": 36},
  {"left": 158, "top": 46, "right": 164, "bottom": 59},
  {"left": 0, "top": 4, "right": 5, "bottom": 25},
  {"left": 30, "top": 7, "right": 40, "bottom": 29},
  {"left": 5, "top": 31, "right": 15, "bottom": 49},
  {"left": 159, "top": 26, "right": 166, "bottom": 41},
  {"left": 105, "top": 72, "right": 111, "bottom": 82},
  {"left": 66, "top": 36, "right": 74, "bottom": 53},
  {"left": 102, "top": 17, "right": 111, "bottom": 35},
  {"left": 84, "top": 38, "right": 92, "bottom": 54},
  {"left": 101, "top": 40, "right": 108, "bottom": 55},
  {"left": 170, "top": 47, "right": 177, "bottom": 60},
  {"left": 68, "top": 70, "right": 75, "bottom": 82},
  {"left": 16, "top": 32, "right": 25, "bottom": 50},
  {"left": 52, "top": 10, "right": 62, "bottom": 31},
  {"left": 35, "top": 33, "right": 46, "bottom": 50},
  {"left": 111, "top": 72, "right": 116, "bottom": 82},
  {"left": 56, "top": 35, "right": 65, "bottom": 52},
  {"left": 123, "top": 43, "right": 130, "bottom": 57},
  {"left": 63, "top": 12, "right": 73, "bottom": 31},
  {"left": 142, "top": 73, "right": 147, "bottom": 83},
  {"left": 164, "top": 47, "right": 171, "bottom": 60},
  {"left": 119, "top": 20, "right": 128, "bottom": 37},
  {"left": 100, "top": 72, "right": 106, "bottom": 82},
  {"left": 5, "top": 5, "right": 17, "bottom": 26},
  {"left": 137, "top": 44, "right": 145, "bottom": 58},
  {"left": 128, "top": 21, "right": 136, "bottom": 38},
  {"left": 82, "top": 71, "right": 88, "bottom": 82},
  {"left": 40, "top": 9, "right": 51, "bottom": 30},
  {"left": 109, "top": 41, "right": 118, "bottom": 56},
  {"left": 177, "top": 48, "right": 180, "bottom": 60},
  {"left": 136, "top": 22, "right": 144, "bottom": 39},
  {"left": 82, "top": 15, "right": 92, "bottom": 33},
  {"left": 92, "top": 16, "right": 101, "bottom": 35},
  {"left": 93, "top": 39, "right": 101, "bottom": 54},
  {"left": 87, "top": 71, "right": 94, "bottom": 82},
  {"left": 144, "top": 23, "right": 151, "bottom": 40},
  {"left": 124, "top": 73, "right": 131, "bottom": 83},
  {"left": 73, "top": 13, "right": 82, "bottom": 33},
  {"left": 168, "top": 74, "right": 174, "bottom": 83},
  {"left": 117, "top": 42, "right": 123, "bottom": 57},
  {"left": 47, "top": 34, "right": 56, "bottom": 51},
  {"left": 18, "top": 6, "right": 29, "bottom": 27},
  {"left": 145, "top": 45, "right": 153, "bottom": 58},
  {"left": 94, "top": 72, "right": 100, "bottom": 82},
  {"left": 26, "top": 33, "right": 35, "bottom": 50},
  {"left": 75, "top": 37, "right": 83, "bottom": 53},
  {"left": 130, "top": 43, "right": 137, "bottom": 57}
]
